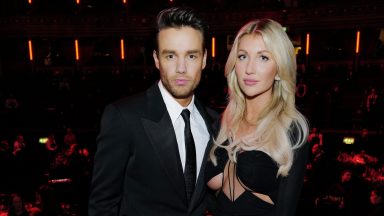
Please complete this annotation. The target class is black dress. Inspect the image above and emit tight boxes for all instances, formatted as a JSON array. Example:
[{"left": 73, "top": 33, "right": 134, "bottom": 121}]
[{"left": 206, "top": 142, "right": 309, "bottom": 216}]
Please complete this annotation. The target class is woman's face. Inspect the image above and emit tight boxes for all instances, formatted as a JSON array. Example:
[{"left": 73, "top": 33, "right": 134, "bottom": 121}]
[{"left": 235, "top": 34, "right": 277, "bottom": 101}]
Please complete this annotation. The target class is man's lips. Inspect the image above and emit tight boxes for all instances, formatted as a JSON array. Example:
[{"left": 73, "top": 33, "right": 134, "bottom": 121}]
[{"left": 175, "top": 78, "right": 189, "bottom": 85}]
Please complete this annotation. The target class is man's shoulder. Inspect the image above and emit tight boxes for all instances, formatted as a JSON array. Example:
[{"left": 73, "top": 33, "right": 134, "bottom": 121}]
[
  {"left": 204, "top": 105, "right": 220, "bottom": 120},
  {"left": 194, "top": 98, "right": 220, "bottom": 120},
  {"left": 105, "top": 83, "right": 161, "bottom": 115},
  {"left": 112, "top": 91, "right": 146, "bottom": 108}
]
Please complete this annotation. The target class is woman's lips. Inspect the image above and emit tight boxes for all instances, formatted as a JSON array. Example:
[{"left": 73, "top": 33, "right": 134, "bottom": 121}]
[{"left": 244, "top": 79, "right": 259, "bottom": 85}]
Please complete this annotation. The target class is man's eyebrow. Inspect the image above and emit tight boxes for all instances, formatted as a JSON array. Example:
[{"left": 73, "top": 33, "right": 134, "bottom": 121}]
[
  {"left": 160, "top": 49, "right": 202, "bottom": 54},
  {"left": 161, "top": 50, "right": 176, "bottom": 55},
  {"left": 186, "top": 50, "right": 201, "bottom": 54}
]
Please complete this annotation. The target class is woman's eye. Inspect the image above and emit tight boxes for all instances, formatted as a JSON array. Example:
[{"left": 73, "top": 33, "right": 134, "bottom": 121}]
[
  {"left": 260, "top": 55, "right": 269, "bottom": 61},
  {"left": 238, "top": 54, "right": 246, "bottom": 60}
]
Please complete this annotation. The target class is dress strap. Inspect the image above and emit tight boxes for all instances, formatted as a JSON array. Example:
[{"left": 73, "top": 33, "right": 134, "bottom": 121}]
[{"left": 226, "top": 161, "right": 236, "bottom": 201}]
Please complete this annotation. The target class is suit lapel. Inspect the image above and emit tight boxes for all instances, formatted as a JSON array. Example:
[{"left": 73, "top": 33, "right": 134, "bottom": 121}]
[
  {"left": 141, "top": 84, "right": 187, "bottom": 203},
  {"left": 141, "top": 84, "right": 218, "bottom": 209}
]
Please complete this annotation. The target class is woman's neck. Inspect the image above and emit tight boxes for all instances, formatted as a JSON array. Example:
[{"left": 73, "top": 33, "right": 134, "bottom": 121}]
[{"left": 244, "top": 94, "right": 271, "bottom": 125}]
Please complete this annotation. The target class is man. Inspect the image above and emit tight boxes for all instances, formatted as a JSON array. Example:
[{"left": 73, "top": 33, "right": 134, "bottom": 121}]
[{"left": 88, "top": 7, "right": 219, "bottom": 216}]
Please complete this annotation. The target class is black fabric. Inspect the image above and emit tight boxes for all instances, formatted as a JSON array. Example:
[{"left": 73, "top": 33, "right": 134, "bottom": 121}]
[
  {"left": 205, "top": 147, "right": 228, "bottom": 182},
  {"left": 181, "top": 109, "right": 196, "bottom": 203},
  {"left": 215, "top": 190, "right": 276, "bottom": 216},
  {"left": 88, "top": 83, "right": 220, "bottom": 216},
  {"left": 236, "top": 151, "right": 278, "bottom": 199},
  {"left": 205, "top": 125, "right": 309, "bottom": 216},
  {"left": 206, "top": 150, "right": 278, "bottom": 215},
  {"left": 275, "top": 143, "right": 309, "bottom": 216}
]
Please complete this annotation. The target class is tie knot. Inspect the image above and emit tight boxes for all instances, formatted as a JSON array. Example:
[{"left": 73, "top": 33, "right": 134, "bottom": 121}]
[{"left": 181, "top": 109, "right": 191, "bottom": 122}]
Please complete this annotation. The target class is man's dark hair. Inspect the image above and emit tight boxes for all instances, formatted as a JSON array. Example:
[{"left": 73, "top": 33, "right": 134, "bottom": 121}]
[{"left": 155, "top": 7, "right": 208, "bottom": 51}]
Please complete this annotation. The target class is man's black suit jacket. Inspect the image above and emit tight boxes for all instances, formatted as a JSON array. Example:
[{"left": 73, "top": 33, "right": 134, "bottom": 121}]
[{"left": 89, "top": 83, "right": 219, "bottom": 216}]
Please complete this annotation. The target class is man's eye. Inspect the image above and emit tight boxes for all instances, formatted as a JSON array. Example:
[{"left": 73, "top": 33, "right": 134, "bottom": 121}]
[
  {"left": 166, "top": 55, "right": 175, "bottom": 59},
  {"left": 188, "top": 55, "right": 197, "bottom": 60}
]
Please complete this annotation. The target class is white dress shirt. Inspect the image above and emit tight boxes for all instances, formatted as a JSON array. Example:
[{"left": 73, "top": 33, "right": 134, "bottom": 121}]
[{"left": 158, "top": 81, "right": 210, "bottom": 182}]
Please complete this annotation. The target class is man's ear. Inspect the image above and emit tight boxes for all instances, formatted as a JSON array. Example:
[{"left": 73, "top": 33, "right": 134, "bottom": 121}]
[
  {"left": 202, "top": 49, "right": 207, "bottom": 69},
  {"left": 153, "top": 50, "right": 160, "bottom": 69}
]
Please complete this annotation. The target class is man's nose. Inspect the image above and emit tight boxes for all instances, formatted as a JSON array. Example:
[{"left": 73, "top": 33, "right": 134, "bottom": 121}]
[{"left": 177, "top": 59, "right": 187, "bottom": 73}]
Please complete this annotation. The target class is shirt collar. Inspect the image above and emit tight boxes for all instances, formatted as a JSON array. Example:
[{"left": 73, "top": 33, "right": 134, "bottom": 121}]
[{"left": 158, "top": 81, "right": 195, "bottom": 124}]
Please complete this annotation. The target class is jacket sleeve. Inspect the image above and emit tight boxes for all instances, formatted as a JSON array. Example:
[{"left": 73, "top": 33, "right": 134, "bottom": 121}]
[
  {"left": 88, "top": 104, "right": 131, "bottom": 216},
  {"left": 276, "top": 142, "right": 309, "bottom": 216}
]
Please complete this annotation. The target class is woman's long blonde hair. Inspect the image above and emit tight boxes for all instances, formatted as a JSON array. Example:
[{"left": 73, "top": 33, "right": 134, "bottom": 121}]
[{"left": 210, "top": 19, "right": 309, "bottom": 177}]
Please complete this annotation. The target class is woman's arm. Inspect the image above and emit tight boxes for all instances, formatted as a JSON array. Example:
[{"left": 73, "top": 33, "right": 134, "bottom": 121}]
[
  {"left": 206, "top": 147, "right": 228, "bottom": 190},
  {"left": 276, "top": 143, "right": 309, "bottom": 216}
]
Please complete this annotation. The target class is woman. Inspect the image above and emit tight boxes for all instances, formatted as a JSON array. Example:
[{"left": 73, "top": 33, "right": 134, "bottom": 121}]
[{"left": 206, "top": 19, "right": 309, "bottom": 216}]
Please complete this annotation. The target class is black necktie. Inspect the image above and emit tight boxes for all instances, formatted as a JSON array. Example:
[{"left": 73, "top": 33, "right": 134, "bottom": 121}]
[{"left": 181, "top": 109, "right": 196, "bottom": 202}]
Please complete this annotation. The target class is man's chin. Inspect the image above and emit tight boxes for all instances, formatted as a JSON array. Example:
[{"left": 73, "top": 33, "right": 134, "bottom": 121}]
[
  {"left": 169, "top": 86, "right": 194, "bottom": 98},
  {"left": 173, "top": 92, "right": 193, "bottom": 100}
]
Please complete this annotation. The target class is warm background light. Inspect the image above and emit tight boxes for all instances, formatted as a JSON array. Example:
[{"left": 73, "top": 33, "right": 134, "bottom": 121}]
[
  {"left": 38, "top": 137, "right": 48, "bottom": 144},
  {"left": 355, "top": 31, "right": 360, "bottom": 54},
  {"left": 294, "top": 47, "right": 302, "bottom": 55},
  {"left": 343, "top": 137, "right": 355, "bottom": 145},
  {"left": 120, "top": 39, "right": 125, "bottom": 60},
  {"left": 28, "top": 40, "right": 33, "bottom": 61},
  {"left": 75, "top": 39, "right": 79, "bottom": 61},
  {"left": 211, "top": 37, "right": 216, "bottom": 58},
  {"left": 305, "top": 33, "right": 310, "bottom": 55}
]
